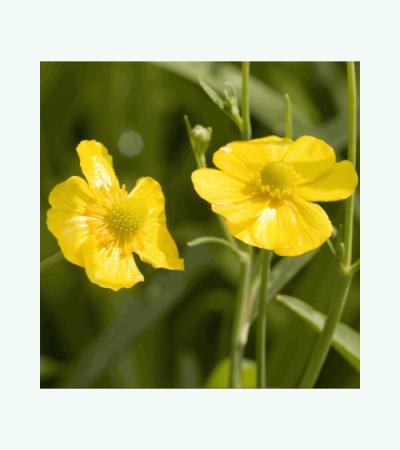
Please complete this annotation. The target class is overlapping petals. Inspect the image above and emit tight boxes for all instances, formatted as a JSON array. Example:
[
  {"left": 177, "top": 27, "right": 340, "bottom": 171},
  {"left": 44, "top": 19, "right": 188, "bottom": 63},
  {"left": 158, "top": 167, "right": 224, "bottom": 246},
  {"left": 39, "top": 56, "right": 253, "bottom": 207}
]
[
  {"left": 192, "top": 135, "right": 358, "bottom": 256},
  {"left": 47, "top": 140, "right": 183, "bottom": 291}
]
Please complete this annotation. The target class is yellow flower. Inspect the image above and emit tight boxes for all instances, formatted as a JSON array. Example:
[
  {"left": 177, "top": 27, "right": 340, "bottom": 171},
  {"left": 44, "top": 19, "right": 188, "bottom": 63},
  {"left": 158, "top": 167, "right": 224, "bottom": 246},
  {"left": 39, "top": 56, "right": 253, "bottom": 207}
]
[
  {"left": 47, "top": 140, "right": 184, "bottom": 291},
  {"left": 192, "top": 135, "right": 358, "bottom": 256}
]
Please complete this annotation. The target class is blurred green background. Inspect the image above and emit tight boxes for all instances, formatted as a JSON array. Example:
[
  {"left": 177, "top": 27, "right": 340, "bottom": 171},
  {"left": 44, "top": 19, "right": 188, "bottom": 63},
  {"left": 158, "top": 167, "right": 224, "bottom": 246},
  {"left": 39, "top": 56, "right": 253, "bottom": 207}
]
[{"left": 40, "top": 62, "right": 360, "bottom": 388}]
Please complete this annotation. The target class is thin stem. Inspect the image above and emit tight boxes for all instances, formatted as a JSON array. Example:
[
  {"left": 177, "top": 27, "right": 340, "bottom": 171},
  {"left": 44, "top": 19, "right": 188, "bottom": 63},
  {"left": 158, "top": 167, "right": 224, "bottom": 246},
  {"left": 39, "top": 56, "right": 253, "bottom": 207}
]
[
  {"left": 299, "top": 273, "right": 352, "bottom": 388},
  {"left": 40, "top": 251, "right": 62, "bottom": 272},
  {"left": 187, "top": 236, "right": 247, "bottom": 261},
  {"left": 343, "top": 62, "right": 357, "bottom": 267},
  {"left": 241, "top": 62, "right": 251, "bottom": 140},
  {"left": 284, "top": 93, "right": 293, "bottom": 139},
  {"left": 256, "top": 250, "right": 272, "bottom": 388},
  {"left": 229, "top": 61, "right": 254, "bottom": 387},
  {"left": 299, "top": 62, "right": 358, "bottom": 388},
  {"left": 229, "top": 247, "right": 253, "bottom": 387}
]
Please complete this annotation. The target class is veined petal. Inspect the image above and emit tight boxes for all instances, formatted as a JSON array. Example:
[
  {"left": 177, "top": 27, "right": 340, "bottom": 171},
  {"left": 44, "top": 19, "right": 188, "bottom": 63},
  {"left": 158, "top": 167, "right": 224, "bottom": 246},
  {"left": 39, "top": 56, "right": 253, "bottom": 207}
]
[
  {"left": 76, "top": 140, "right": 119, "bottom": 191},
  {"left": 84, "top": 236, "right": 144, "bottom": 291},
  {"left": 134, "top": 222, "right": 184, "bottom": 270},
  {"left": 213, "top": 136, "right": 291, "bottom": 183},
  {"left": 283, "top": 136, "right": 336, "bottom": 183},
  {"left": 226, "top": 198, "right": 332, "bottom": 256},
  {"left": 212, "top": 194, "right": 268, "bottom": 223},
  {"left": 47, "top": 176, "right": 96, "bottom": 266},
  {"left": 128, "top": 177, "right": 166, "bottom": 221},
  {"left": 272, "top": 199, "right": 333, "bottom": 256},
  {"left": 192, "top": 168, "right": 253, "bottom": 205},
  {"left": 297, "top": 161, "right": 358, "bottom": 202}
]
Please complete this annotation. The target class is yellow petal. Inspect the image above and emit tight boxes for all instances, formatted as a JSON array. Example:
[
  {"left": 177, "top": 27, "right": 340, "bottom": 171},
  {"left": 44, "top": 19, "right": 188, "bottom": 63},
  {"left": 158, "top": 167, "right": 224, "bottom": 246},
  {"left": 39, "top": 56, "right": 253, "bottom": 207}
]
[
  {"left": 47, "top": 176, "right": 96, "bottom": 266},
  {"left": 271, "top": 199, "right": 333, "bottom": 256},
  {"left": 212, "top": 194, "right": 268, "bottom": 223},
  {"left": 76, "top": 140, "right": 119, "bottom": 191},
  {"left": 192, "top": 168, "right": 253, "bottom": 205},
  {"left": 283, "top": 136, "right": 336, "bottom": 183},
  {"left": 84, "top": 236, "right": 144, "bottom": 291},
  {"left": 227, "top": 198, "right": 333, "bottom": 256},
  {"left": 297, "top": 161, "right": 358, "bottom": 202},
  {"left": 134, "top": 222, "right": 184, "bottom": 270},
  {"left": 128, "top": 177, "right": 166, "bottom": 221},
  {"left": 213, "top": 136, "right": 291, "bottom": 183}
]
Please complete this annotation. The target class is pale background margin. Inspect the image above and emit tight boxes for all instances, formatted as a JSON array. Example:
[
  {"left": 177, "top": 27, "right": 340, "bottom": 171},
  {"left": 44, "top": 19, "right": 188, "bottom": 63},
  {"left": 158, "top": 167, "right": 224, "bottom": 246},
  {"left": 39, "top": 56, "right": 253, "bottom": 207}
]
[{"left": 0, "top": 0, "right": 399, "bottom": 448}]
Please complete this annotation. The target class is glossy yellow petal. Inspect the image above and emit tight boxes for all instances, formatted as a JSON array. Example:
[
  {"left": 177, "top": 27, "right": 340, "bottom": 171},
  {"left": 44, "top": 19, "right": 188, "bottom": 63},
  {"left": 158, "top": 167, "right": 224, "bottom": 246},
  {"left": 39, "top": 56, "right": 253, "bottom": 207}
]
[
  {"left": 213, "top": 136, "right": 291, "bottom": 183},
  {"left": 297, "top": 161, "right": 358, "bottom": 202},
  {"left": 128, "top": 176, "right": 165, "bottom": 221},
  {"left": 227, "top": 198, "right": 332, "bottom": 255},
  {"left": 134, "top": 222, "right": 184, "bottom": 270},
  {"left": 283, "top": 136, "right": 336, "bottom": 183},
  {"left": 212, "top": 194, "right": 268, "bottom": 223},
  {"left": 192, "top": 168, "right": 253, "bottom": 205},
  {"left": 84, "top": 236, "right": 144, "bottom": 291},
  {"left": 47, "top": 176, "right": 96, "bottom": 266},
  {"left": 226, "top": 219, "right": 259, "bottom": 247},
  {"left": 271, "top": 199, "right": 333, "bottom": 256},
  {"left": 76, "top": 140, "right": 119, "bottom": 191}
]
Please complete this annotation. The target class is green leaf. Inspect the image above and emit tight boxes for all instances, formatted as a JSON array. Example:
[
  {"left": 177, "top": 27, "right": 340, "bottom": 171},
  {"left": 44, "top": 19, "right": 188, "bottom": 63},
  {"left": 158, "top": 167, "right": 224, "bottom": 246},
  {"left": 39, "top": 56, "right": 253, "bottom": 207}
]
[
  {"left": 154, "top": 62, "right": 347, "bottom": 149},
  {"left": 205, "top": 358, "right": 256, "bottom": 388},
  {"left": 276, "top": 295, "right": 360, "bottom": 371},
  {"left": 64, "top": 246, "right": 212, "bottom": 387}
]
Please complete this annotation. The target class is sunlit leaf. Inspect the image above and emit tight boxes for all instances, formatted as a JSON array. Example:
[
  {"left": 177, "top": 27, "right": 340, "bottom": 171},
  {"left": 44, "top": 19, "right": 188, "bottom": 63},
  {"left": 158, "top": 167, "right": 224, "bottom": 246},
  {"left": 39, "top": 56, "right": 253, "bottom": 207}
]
[
  {"left": 205, "top": 357, "right": 256, "bottom": 388},
  {"left": 276, "top": 295, "right": 360, "bottom": 371}
]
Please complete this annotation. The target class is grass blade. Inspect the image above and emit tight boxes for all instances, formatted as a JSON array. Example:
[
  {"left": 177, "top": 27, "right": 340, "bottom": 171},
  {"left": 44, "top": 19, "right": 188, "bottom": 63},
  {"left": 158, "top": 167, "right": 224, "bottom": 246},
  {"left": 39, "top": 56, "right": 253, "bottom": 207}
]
[{"left": 277, "top": 294, "right": 360, "bottom": 372}]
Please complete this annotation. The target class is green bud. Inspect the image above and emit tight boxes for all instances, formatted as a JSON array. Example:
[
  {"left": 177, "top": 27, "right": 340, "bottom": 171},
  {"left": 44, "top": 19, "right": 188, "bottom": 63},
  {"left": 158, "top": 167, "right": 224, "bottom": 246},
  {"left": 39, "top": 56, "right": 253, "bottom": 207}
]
[{"left": 190, "top": 124, "right": 212, "bottom": 157}]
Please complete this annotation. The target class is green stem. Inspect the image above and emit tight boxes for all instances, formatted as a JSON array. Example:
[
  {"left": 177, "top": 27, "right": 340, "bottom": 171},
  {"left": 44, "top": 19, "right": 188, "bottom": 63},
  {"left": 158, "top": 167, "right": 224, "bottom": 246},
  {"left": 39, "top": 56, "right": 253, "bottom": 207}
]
[
  {"left": 229, "top": 61, "right": 253, "bottom": 387},
  {"left": 284, "top": 93, "right": 293, "bottom": 139},
  {"left": 229, "top": 246, "right": 253, "bottom": 387},
  {"left": 187, "top": 236, "right": 247, "bottom": 261},
  {"left": 256, "top": 250, "right": 272, "bottom": 388},
  {"left": 299, "top": 61, "right": 358, "bottom": 388},
  {"left": 299, "top": 272, "right": 352, "bottom": 388},
  {"left": 343, "top": 62, "right": 357, "bottom": 267},
  {"left": 241, "top": 62, "right": 251, "bottom": 141}
]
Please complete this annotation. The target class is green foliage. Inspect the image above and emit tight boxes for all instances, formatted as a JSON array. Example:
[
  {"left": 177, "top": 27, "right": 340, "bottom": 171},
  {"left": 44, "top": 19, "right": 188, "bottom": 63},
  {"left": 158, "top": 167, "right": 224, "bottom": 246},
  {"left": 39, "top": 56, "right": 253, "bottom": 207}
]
[
  {"left": 277, "top": 295, "right": 360, "bottom": 371},
  {"left": 206, "top": 358, "right": 256, "bottom": 388},
  {"left": 40, "top": 62, "right": 359, "bottom": 388}
]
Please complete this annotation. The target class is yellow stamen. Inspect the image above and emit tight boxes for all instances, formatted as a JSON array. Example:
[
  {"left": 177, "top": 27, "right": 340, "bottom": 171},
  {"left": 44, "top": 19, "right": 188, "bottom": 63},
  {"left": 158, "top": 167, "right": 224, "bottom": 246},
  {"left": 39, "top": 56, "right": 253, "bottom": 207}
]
[{"left": 258, "top": 162, "right": 297, "bottom": 199}]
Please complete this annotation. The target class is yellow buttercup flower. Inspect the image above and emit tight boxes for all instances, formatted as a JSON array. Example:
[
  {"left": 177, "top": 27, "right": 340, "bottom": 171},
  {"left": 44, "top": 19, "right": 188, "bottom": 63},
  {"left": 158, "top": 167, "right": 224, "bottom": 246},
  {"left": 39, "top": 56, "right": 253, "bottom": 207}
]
[
  {"left": 192, "top": 135, "right": 358, "bottom": 256},
  {"left": 47, "top": 140, "right": 184, "bottom": 291}
]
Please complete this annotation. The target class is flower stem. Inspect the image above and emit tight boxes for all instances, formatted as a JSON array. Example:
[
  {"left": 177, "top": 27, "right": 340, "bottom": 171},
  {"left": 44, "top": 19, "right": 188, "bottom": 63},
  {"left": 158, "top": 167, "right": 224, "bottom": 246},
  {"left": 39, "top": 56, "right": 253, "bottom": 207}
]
[
  {"left": 187, "top": 236, "right": 247, "bottom": 261},
  {"left": 241, "top": 62, "right": 251, "bottom": 141},
  {"left": 229, "top": 62, "right": 253, "bottom": 387},
  {"left": 256, "top": 250, "right": 272, "bottom": 388},
  {"left": 230, "top": 246, "right": 253, "bottom": 387},
  {"left": 299, "top": 61, "right": 358, "bottom": 388}
]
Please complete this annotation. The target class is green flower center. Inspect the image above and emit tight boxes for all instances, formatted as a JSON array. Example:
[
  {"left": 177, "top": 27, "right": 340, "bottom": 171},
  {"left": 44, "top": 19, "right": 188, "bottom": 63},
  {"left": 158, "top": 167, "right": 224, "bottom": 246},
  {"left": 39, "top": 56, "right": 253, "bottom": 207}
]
[
  {"left": 258, "top": 162, "right": 297, "bottom": 199},
  {"left": 108, "top": 200, "right": 146, "bottom": 236}
]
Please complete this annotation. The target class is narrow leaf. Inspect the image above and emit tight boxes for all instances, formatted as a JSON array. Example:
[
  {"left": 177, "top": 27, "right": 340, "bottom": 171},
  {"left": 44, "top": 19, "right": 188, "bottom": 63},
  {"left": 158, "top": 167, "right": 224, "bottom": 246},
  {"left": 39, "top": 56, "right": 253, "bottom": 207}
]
[
  {"left": 277, "top": 295, "right": 360, "bottom": 371},
  {"left": 64, "top": 247, "right": 212, "bottom": 387}
]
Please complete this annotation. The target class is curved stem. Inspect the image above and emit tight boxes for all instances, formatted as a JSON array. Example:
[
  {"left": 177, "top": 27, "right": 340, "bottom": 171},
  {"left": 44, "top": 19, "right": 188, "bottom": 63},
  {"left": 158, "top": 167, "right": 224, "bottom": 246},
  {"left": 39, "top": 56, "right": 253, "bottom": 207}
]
[
  {"left": 187, "top": 236, "right": 247, "bottom": 261},
  {"left": 299, "top": 61, "right": 358, "bottom": 388},
  {"left": 256, "top": 250, "right": 272, "bottom": 388},
  {"left": 230, "top": 247, "right": 253, "bottom": 387}
]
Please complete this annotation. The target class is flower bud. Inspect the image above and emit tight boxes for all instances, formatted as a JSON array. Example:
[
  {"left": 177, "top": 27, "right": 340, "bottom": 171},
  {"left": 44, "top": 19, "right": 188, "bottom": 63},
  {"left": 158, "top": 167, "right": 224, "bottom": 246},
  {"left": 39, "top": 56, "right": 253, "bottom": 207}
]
[{"left": 191, "top": 124, "right": 212, "bottom": 157}]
